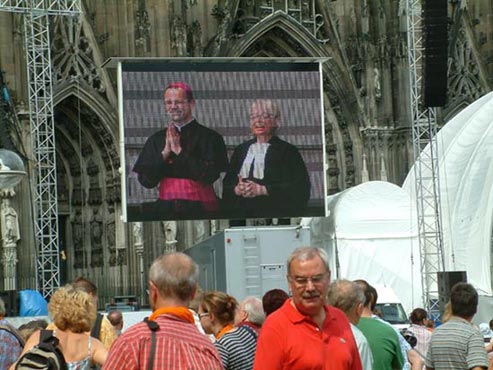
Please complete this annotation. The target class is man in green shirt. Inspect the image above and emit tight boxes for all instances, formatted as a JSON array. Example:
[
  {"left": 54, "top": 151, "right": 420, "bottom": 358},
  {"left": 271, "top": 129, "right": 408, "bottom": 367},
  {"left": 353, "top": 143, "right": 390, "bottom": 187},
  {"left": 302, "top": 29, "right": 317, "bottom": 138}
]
[{"left": 355, "top": 280, "right": 404, "bottom": 370}]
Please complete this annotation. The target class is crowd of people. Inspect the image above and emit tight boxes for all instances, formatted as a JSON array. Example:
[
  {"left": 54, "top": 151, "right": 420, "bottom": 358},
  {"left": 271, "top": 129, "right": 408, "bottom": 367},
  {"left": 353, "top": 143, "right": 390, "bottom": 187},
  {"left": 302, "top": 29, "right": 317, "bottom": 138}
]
[{"left": 0, "top": 247, "right": 492, "bottom": 370}]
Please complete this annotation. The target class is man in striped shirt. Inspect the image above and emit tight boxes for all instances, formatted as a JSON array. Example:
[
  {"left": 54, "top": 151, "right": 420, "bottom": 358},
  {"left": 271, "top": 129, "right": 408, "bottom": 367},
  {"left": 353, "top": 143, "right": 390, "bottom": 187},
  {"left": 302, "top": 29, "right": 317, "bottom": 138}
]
[
  {"left": 103, "top": 253, "right": 223, "bottom": 370},
  {"left": 235, "top": 296, "right": 265, "bottom": 334},
  {"left": 425, "top": 282, "right": 488, "bottom": 370}
]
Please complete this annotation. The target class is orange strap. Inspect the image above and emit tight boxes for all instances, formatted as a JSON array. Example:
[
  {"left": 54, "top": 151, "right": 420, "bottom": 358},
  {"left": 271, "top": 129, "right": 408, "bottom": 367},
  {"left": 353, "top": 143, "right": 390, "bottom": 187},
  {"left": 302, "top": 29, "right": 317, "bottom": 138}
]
[{"left": 149, "top": 306, "right": 194, "bottom": 324}]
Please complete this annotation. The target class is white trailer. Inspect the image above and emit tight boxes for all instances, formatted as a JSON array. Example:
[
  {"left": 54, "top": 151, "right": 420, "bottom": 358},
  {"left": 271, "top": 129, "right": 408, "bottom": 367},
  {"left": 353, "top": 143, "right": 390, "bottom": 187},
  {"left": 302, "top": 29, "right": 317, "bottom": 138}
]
[{"left": 184, "top": 226, "right": 311, "bottom": 301}]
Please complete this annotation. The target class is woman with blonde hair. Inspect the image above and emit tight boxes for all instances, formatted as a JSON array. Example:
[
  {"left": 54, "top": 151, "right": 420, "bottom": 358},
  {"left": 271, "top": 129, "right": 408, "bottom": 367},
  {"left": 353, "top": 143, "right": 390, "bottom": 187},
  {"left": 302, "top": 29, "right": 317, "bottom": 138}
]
[
  {"left": 198, "top": 291, "right": 257, "bottom": 370},
  {"left": 11, "top": 285, "right": 107, "bottom": 369}
]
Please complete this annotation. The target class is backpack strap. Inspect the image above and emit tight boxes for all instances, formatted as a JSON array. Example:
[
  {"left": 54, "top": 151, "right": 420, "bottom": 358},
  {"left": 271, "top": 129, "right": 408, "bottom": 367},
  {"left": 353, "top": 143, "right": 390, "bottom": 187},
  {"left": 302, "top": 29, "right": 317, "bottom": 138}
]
[
  {"left": 90, "top": 313, "right": 103, "bottom": 339},
  {"left": 144, "top": 317, "right": 160, "bottom": 370},
  {"left": 39, "top": 329, "right": 61, "bottom": 348},
  {"left": 0, "top": 323, "right": 25, "bottom": 347},
  {"left": 39, "top": 329, "right": 54, "bottom": 342},
  {"left": 37, "top": 329, "right": 67, "bottom": 368}
]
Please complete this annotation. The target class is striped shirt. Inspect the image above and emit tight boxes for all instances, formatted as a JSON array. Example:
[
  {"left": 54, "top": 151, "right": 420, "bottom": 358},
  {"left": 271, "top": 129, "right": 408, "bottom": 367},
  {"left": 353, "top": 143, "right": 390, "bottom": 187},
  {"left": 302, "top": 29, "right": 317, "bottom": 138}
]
[
  {"left": 425, "top": 316, "right": 489, "bottom": 370},
  {"left": 102, "top": 314, "right": 223, "bottom": 370},
  {"left": 408, "top": 324, "right": 432, "bottom": 359},
  {"left": 215, "top": 326, "right": 257, "bottom": 370}
]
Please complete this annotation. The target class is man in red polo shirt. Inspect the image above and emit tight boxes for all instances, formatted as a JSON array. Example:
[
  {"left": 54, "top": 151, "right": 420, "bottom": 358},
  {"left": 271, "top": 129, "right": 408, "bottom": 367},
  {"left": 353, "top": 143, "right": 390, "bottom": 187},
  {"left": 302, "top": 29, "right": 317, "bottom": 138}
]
[{"left": 253, "top": 247, "right": 362, "bottom": 370}]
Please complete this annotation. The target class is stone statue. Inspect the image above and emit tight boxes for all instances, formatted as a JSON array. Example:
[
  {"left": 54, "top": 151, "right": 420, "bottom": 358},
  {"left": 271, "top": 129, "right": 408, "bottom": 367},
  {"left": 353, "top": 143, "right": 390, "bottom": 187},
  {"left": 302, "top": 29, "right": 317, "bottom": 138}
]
[
  {"left": 72, "top": 211, "right": 83, "bottom": 251},
  {"left": 133, "top": 222, "right": 143, "bottom": 248},
  {"left": 1, "top": 199, "right": 20, "bottom": 289},
  {"left": 211, "top": 219, "right": 218, "bottom": 234},
  {"left": 374, "top": 68, "right": 382, "bottom": 101},
  {"left": 171, "top": 17, "right": 187, "bottom": 56},
  {"left": 71, "top": 210, "right": 85, "bottom": 268},
  {"left": 1, "top": 200, "right": 20, "bottom": 248},
  {"left": 162, "top": 221, "right": 177, "bottom": 253},
  {"left": 90, "top": 208, "right": 103, "bottom": 248},
  {"left": 194, "top": 221, "right": 208, "bottom": 243},
  {"left": 90, "top": 207, "right": 104, "bottom": 267}
]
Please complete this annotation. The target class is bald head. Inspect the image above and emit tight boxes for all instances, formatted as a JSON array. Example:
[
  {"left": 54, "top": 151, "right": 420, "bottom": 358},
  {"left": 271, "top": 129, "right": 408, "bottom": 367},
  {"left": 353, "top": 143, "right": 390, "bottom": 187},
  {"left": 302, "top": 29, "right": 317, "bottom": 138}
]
[
  {"left": 327, "top": 279, "right": 365, "bottom": 325},
  {"left": 108, "top": 310, "right": 123, "bottom": 330},
  {"left": 149, "top": 252, "right": 199, "bottom": 302}
]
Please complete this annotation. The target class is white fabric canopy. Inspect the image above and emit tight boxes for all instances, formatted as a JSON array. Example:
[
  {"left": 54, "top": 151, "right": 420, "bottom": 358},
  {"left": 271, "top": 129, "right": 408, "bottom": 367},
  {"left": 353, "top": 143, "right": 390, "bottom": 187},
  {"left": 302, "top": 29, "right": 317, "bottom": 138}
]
[
  {"left": 402, "top": 92, "right": 493, "bottom": 296},
  {"left": 303, "top": 181, "right": 423, "bottom": 313}
]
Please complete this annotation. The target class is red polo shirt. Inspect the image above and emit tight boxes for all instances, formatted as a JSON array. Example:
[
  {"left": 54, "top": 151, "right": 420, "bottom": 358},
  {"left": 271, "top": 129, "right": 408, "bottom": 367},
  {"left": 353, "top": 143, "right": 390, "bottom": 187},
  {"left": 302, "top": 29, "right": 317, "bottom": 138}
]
[{"left": 253, "top": 300, "right": 362, "bottom": 370}]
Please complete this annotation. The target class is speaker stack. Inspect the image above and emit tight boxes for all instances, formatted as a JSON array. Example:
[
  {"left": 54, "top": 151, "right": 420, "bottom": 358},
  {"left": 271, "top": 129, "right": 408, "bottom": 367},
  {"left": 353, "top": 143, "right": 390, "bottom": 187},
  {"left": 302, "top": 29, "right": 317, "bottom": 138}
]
[
  {"left": 437, "top": 271, "right": 467, "bottom": 315},
  {"left": 422, "top": 0, "right": 448, "bottom": 107}
]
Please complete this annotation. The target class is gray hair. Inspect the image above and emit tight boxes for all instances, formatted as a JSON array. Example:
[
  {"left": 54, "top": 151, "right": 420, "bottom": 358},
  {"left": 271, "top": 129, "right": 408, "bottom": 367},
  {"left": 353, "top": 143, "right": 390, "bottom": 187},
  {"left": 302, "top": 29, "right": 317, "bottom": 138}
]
[
  {"left": 149, "top": 252, "right": 199, "bottom": 302},
  {"left": 287, "top": 246, "right": 330, "bottom": 276},
  {"left": 251, "top": 99, "right": 281, "bottom": 119},
  {"left": 327, "top": 279, "right": 365, "bottom": 314},
  {"left": 241, "top": 296, "right": 265, "bottom": 326}
]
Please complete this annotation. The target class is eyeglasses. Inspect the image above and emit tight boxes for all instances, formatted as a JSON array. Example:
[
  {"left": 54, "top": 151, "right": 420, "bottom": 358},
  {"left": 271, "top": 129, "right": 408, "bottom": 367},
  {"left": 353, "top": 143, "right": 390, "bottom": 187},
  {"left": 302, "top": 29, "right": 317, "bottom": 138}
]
[
  {"left": 290, "top": 274, "right": 328, "bottom": 287},
  {"left": 165, "top": 100, "right": 189, "bottom": 106},
  {"left": 250, "top": 113, "right": 277, "bottom": 120},
  {"left": 198, "top": 312, "right": 209, "bottom": 319}
]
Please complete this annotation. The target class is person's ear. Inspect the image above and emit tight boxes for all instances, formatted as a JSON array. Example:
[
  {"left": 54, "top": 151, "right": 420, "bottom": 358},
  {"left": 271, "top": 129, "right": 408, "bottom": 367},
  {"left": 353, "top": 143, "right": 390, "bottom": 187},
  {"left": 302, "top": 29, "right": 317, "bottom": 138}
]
[
  {"left": 240, "top": 308, "right": 247, "bottom": 322},
  {"left": 190, "top": 284, "right": 197, "bottom": 301},
  {"left": 149, "top": 281, "right": 159, "bottom": 301},
  {"left": 356, "top": 302, "right": 364, "bottom": 317}
]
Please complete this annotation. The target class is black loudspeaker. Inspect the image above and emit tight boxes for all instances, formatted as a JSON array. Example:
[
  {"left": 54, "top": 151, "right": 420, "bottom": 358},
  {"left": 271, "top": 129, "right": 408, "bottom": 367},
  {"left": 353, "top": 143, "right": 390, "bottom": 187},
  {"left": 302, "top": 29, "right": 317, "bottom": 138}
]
[
  {"left": 0, "top": 290, "right": 19, "bottom": 317},
  {"left": 437, "top": 271, "right": 467, "bottom": 314},
  {"left": 422, "top": 0, "right": 448, "bottom": 107}
]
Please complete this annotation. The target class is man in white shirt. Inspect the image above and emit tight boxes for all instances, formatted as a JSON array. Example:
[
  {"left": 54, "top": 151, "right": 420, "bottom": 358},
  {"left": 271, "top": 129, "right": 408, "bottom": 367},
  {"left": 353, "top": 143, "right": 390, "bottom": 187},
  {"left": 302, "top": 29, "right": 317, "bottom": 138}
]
[{"left": 327, "top": 279, "right": 373, "bottom": 370}]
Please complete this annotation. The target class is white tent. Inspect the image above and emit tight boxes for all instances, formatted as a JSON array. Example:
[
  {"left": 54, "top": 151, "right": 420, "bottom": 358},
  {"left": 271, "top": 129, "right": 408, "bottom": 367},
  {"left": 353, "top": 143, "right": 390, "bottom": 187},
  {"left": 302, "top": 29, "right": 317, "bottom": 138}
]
[
  {"left": 303, "top": 181, "right": 423, "bottom": 313},
  {"left": 402, "top": 92, "right": 493, "bottom": 297}
]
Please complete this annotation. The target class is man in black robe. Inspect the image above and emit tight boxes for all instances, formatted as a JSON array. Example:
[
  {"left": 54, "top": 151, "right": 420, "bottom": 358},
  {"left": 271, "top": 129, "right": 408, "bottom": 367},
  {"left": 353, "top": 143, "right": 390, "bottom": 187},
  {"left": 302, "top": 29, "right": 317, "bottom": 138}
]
[
  {"left": 133, "top": 82, "right": 228, "bottom": 219},
  {"left": 223, "top": 99, "right": 310, "bottom": 218}
]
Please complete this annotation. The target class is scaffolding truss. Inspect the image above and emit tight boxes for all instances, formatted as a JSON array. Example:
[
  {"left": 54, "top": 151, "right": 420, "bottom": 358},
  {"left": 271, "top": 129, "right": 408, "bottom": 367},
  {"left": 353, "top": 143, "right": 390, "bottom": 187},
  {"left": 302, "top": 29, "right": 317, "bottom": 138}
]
[
  {"left": 0, "top": 0, "right": 79, "bottom": 14},
  {"left": 405, "top": 0, "right": 445, "bottom": 321},
  {"left": 0, "top": 0, "right": 80, "bottom": 298}
]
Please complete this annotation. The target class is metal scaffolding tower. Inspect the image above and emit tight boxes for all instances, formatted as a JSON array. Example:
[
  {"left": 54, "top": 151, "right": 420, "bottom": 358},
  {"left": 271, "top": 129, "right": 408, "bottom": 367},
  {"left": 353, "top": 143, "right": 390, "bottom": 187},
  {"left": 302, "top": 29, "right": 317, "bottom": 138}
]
[
  {"left": 0, "top": 0, "right": 80, "bottom": 298},
  {"left": 405, "top": 0, "right": 445, "bottom": 321}
]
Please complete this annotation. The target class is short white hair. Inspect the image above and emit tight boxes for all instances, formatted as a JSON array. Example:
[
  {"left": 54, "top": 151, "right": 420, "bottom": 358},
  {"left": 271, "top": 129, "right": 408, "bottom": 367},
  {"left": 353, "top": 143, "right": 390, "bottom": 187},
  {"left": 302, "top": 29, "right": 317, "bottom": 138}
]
[
  {"left": 241, "top": 296, "right": 265, "bottom": 326},
  {"left": 287, "top": 246, "right": 330, "bottom": 275}
]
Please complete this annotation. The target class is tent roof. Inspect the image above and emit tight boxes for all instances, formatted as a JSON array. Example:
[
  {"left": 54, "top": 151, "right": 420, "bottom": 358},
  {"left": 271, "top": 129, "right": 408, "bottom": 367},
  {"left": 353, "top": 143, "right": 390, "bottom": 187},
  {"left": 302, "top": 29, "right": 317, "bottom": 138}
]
[
  {"left": 402, "top": 92, "right": 493, "bottom": 295},
  {"left": 302, "top": 181, "right": 422, "bottom": 312},
  {"left": 327, "top": 181, "right": 417, "bottom": 239}
]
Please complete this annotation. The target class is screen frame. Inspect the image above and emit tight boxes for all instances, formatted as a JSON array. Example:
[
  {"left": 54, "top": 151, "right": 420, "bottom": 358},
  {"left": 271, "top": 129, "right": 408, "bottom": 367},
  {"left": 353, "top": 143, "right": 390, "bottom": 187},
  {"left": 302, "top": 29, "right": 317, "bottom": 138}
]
[{"left": 117, "top": 57, "right": 328, "bottom": 222}]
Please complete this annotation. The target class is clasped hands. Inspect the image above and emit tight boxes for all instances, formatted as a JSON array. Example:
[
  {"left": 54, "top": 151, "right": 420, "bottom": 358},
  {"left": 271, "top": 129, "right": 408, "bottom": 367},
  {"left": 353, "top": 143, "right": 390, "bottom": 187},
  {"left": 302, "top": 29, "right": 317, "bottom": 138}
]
[
  {"left": 161, "top": 124, "right": 182, "bottom": 161},
  {"left": 234, "top": 175, "right": 268, "bottom": 198}
]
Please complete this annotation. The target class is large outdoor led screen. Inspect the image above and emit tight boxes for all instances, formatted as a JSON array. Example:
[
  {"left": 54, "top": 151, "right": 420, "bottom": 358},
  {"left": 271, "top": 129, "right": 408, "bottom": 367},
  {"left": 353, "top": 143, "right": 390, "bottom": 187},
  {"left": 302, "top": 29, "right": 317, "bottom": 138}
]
[{"left": 119, "top": 59, "right": 327, "bottom": 222}]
